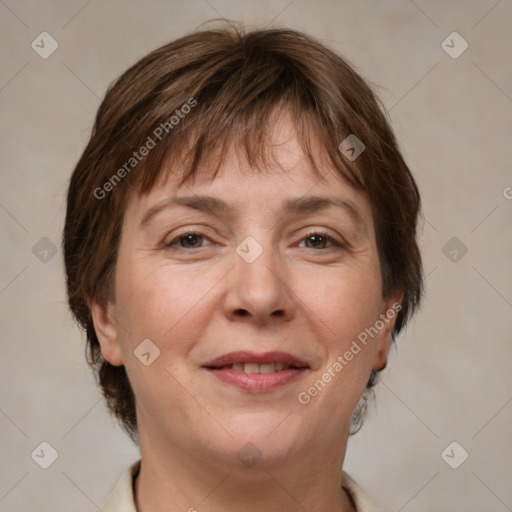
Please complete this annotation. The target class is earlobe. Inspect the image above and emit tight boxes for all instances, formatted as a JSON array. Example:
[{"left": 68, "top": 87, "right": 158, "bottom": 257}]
[
  {"left": 372, "top": 334, "right": 391, "bottom": 371},
  {"left": 90, "top": 301, "right": 124, "bottom": 366},
  {"left": 373, "top": 290, "right": 403, "bottom": 371}
]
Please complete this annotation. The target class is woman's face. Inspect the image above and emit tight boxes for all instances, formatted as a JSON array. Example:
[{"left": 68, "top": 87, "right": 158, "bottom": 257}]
[{"left": 92, "top": 116, "right": 400, "bottom": 470}]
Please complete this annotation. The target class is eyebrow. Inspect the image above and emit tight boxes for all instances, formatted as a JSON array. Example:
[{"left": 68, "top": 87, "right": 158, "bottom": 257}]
[{"left": 140, "top": 194, "right": 367, "bottom": 233}]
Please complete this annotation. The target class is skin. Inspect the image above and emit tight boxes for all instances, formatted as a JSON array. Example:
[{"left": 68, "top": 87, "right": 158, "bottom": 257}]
[{"left": 92, "top": 114, "right": 402, "bottom": 512}]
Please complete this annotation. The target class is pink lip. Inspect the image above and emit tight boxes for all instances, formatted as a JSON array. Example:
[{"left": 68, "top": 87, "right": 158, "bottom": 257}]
[
  {"left": 202, "top": 351, "right": 310, "bottom": 393},
  {"left": 205, "top": 368, "right": 308, "bottom": 392}
]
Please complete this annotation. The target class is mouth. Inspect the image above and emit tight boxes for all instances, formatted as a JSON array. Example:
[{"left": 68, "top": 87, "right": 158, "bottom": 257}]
[
  {"left": 202, "top": 351, "right": 310, "bottom": 392},
  {"left": 207, "top": 362, "right": 303, "bottom": 373}
]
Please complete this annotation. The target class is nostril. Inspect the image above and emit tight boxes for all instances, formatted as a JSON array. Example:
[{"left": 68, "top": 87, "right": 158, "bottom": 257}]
[{"left": 236, "top": 309, "right": 248, "bottom": 316}]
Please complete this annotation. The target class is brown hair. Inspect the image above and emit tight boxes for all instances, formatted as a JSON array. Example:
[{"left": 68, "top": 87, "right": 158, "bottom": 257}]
[{"left": 63, "top": 23, "right": 423, "bottom": 441}]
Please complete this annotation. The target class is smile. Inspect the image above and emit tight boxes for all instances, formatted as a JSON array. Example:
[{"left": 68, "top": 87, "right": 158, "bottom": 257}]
[
  {"left": 202, "top": 351, "right": 310, "bottom": 392},
  {"left": 216, "top": 362, "right": 296, "bottom": 373}
]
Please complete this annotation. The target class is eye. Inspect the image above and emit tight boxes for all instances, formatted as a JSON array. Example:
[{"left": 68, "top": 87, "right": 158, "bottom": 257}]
[
  {"left": 165, "top": 231, "right": 211, "bottom": 249},
  {"left": 164, "top": 230, "right": 344, "bottom": 251},
  {"left": 299, "top": 231, "right": 343, "bottom": 250}
]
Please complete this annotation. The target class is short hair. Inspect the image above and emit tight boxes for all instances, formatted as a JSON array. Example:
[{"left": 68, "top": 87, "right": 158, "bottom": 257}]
[{"left": 63, "top": 23, "right": 423, "bottom": 441}]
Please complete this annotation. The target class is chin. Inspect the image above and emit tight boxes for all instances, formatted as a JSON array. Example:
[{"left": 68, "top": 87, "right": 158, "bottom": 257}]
[{"left": 217, "top": 412, "right": 307, "bottom": 460}]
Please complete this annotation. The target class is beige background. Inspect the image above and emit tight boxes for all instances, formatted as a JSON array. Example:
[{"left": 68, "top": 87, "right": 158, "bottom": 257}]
[{"left": 1, "top": 1, "right": 511, "bottom": 511}]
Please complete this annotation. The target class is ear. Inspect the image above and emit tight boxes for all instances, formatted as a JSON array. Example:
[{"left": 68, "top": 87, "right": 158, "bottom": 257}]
[
  {"left": 90, "top": 300, "right": 124, "bottom": 366},
  {"left": 372, "top": 290, "right": 404, "bottom": 371}
]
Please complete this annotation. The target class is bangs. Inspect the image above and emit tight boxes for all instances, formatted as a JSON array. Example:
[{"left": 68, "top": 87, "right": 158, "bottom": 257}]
[
  {"left": 101, "top": 28, "right": 369, "bottom": 199},
  {"left": 137, "top": 101, "right": 363, "bottom": 196}
]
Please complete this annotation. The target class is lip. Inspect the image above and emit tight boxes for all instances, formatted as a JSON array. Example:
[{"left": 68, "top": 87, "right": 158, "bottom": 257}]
[
  {"left": 202, "top": 351, "right": 310, "bottom": 393},
  {"left": 202, "top": 351, "right": 309, "bottom": 368},
  {"left": 206, "top": 368, "right": 308, "bottom": 392}
]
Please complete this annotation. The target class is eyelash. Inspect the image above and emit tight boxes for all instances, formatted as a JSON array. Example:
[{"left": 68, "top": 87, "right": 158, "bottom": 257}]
[{"left": 164, "top": 229, "right": 345, "bottom": 251}]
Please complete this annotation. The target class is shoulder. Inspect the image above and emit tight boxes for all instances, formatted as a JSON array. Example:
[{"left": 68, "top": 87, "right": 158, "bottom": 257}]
[
  {"left": 341, "top": 471, "right": 384, "bottom": 512},
  {"left": 102, "top": 460, "right": 140, "bottom": 512}
]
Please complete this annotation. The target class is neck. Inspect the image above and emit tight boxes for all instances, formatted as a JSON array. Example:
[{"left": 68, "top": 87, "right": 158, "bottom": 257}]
[{"left": 134, "top": 427, "right": 355, "bottom": 512}]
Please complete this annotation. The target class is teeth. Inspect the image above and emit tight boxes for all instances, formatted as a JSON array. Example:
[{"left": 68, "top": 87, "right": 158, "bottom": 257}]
[
  {"left": 243, "top": 363, "right": 260, "bottom": 374},
  {"left": 222, "top": 362, "right": 293, "bottom": 373},
  {"left": 258, "top": 363, "right": 276, "bottom": 374}
]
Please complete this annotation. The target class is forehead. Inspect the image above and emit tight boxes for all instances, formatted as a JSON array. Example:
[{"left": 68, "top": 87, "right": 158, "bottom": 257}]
[{"left": 124, "top": 113, "right": 375, "bottom": 232}]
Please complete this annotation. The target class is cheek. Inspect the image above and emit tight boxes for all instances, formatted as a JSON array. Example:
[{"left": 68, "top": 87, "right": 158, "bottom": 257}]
[
  {"left": 114, "top": 258, "right": 219, "bottom": 353},
  {"left": 296, "top": 265, "right": 382, "bottom": 401},
  {"left": 305, "top": 264, "right": 383, "bottom": 342},
  {"left": 113, "top": 262, "right": 218, "bottom": 415}
]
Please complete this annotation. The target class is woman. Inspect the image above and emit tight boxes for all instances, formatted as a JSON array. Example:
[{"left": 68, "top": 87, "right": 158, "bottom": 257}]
[{"left": 63, "top": 23, "right": 423, "bottom": 512}]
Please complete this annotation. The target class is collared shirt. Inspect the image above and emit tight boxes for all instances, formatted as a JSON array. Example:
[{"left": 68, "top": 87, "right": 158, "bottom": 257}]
[{"left": 102, "top": 460, "right": 382, "bottom": 512}]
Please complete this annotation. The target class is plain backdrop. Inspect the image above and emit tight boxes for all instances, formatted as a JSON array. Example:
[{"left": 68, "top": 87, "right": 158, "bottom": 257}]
[{"left": 1, "top": 1, "right": 511, "bottom": 511}]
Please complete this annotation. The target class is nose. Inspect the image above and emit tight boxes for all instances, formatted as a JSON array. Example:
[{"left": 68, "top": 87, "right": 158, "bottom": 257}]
[{"left": 222, "top": 238, "right": 295, "bottom": 325}]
